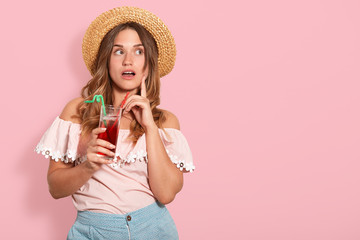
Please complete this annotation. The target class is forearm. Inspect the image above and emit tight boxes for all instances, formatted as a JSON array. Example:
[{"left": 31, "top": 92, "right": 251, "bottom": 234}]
[
  {"left": 47, "top": 162, "right": 95, "bottom": 199},
  {"left": 145, "top": 126, "right": 183, "bottom": 204}
]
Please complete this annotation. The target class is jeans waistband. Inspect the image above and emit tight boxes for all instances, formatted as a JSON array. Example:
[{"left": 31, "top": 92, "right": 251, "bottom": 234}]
[{"left": 76, "top": 201, "right": 166, "bottom": 228}]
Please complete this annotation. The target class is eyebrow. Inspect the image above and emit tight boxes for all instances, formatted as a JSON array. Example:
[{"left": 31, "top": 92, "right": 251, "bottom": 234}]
[{"left": 113, "top": 44, "right": 144, "bottom": 48}]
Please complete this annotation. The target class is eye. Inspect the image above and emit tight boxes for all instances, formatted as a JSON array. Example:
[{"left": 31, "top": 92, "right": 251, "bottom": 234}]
[
  {"left": 114, "top": 49, "right": 124, "bottom": 55},
  {"left": 135, "top": 49, "right": 143, "bottom": 55}
]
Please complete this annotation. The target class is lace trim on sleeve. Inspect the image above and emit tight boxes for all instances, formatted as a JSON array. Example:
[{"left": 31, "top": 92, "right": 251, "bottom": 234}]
[
  {"left": 35, "top": 117, "right": 82, "bottom": 163},
  {"left": 167, "top": 149, "right": 195, "bottom": 172},
  {"left": 35, "top": 143, "right": 79, "bottom": 163}
]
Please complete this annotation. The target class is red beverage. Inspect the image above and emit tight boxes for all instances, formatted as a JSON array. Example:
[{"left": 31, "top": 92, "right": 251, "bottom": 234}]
[{"left": 98, "top": 116, "right": 119, "bottom": 157}]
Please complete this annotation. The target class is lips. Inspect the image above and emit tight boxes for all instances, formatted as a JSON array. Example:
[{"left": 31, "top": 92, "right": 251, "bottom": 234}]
[
  {"left": 122, "top": 70, "right": 136, "bottom": 76},
  {"left": 121, "top": 69, "right": 136, "bottom": 80}
]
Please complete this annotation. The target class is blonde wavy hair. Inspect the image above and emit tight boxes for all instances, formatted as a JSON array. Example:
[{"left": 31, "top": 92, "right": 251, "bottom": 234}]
[{"left": 78, "top": 22, "right": 166, "bottom": 142}]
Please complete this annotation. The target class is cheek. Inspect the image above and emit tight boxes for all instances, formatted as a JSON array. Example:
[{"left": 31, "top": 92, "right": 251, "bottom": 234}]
[
  {"left": 109, "top": 58, "right": 118, "bottom": 77},
  {"left": 108, "top": 65, "right": 115, "bottom": 79}
]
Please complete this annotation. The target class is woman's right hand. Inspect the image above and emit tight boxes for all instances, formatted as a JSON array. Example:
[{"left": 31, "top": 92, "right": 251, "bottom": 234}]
[{"left": 85, "top": 127, "right": 116, "bottom": 172}]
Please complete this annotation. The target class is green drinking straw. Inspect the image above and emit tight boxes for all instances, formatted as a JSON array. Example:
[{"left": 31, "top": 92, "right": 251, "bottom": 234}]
[{"left": 85, "top": 95, "right": 107, "bottom": 127}]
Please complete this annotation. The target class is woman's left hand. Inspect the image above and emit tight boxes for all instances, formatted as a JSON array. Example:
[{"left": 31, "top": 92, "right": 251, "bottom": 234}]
[{"left": 123, "top": 76, "right": 157, "bottom": 131}]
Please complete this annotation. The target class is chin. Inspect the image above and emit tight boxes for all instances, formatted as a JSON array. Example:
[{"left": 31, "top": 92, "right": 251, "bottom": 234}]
[{"left": 113, "top": 82, "right": 140, "bottom": 92}]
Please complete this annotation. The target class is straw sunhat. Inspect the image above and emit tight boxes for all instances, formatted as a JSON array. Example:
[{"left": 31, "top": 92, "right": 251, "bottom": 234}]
[{"left": 82, "top": 6, "right": 176, "bottom": 78}]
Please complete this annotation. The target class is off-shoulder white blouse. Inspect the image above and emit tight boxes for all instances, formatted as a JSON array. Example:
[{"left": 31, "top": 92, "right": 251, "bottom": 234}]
[{"left": 35, "top": 117, "right": 194, "bottom": 214}]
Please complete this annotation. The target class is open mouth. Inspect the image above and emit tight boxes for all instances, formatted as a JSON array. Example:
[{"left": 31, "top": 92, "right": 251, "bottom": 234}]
[{"left": 122, "top": 71, "right": 135, "bottom": 76}]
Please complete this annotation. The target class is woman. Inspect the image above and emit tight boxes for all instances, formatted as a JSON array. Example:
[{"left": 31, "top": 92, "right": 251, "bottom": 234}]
[{"left": 35, "top": 6, "right": 194, "bottom": 239}]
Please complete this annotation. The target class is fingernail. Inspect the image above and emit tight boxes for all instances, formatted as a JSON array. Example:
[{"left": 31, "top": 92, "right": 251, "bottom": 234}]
[
  {"left": 110, "top": 144, "right": 116, "bottom": 149},
  {"left": 102, "top": 128, "right": 107, "bottom": 131}
]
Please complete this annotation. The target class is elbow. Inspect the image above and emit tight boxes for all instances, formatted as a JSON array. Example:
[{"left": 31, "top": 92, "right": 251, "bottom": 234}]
[
  {"left": 156, "top": 185, "right": 183, "bottom": 205},
  {"left": 48, "top": 184, "right": 66, "bottom": 199},
  {"left": 48, "top": 181, "right": 58, "bottom": 199},
  {"left": 152, "top": 174, "right": 183, "bottom": 205},
  {"left": 47, "top": 173, "right": 68, "bottom": 199},
  {"left": 51, "top": 194, "right": 62, "bottom": 200},
  {"left": 157, "top": 193, "right": 176, "bottom": 205},
  {"left": 157, "top": 181, "right": 183, "bottom": 205},
  {"left": 48, "top": 188, "right": 62, "bottom": 199},
  {"left": 49, "top": 191, "right": 60, "bottom": 199}
]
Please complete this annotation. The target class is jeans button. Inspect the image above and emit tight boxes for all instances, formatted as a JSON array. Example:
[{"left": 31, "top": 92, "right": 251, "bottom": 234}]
[{"left": 127, "top": 215, "right": 132, "bottom": 221}]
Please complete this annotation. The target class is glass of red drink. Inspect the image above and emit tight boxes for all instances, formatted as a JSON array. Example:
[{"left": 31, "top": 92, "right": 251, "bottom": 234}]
[{"left": 98, "top": 105, "right": 121, "bottom": 159}]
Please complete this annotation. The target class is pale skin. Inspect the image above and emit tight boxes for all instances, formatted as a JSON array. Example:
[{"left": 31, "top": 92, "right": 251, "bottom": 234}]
[{"left": 47, "top": 29, "right": 183, "bottom": 204}]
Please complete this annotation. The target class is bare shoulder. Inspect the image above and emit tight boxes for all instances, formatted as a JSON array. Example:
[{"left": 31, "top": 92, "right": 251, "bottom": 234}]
[
  {"left": 59, "top": 97, "right": 84, "bottom": 124},
  {"left": 161, "top": 109, "right": 180, "bottom": 130}
]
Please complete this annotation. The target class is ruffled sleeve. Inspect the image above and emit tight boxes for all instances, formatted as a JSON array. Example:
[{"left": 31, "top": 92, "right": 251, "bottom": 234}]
[
  {"left": 35, "top": 116, "right": 81, "bottom": 163},
  {"left": 159, "top": 128, "right": 195, "bottom": 172}
]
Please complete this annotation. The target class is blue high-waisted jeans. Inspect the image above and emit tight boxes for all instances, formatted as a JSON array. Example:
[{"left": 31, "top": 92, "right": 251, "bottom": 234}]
[{"left": 67, "top": 201, "right": 179, "bottom": 240}]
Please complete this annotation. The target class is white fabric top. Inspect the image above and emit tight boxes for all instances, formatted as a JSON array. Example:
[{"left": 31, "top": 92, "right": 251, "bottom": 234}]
[{"left": 35, "top": 117, "right": 194, "bottom": 214}]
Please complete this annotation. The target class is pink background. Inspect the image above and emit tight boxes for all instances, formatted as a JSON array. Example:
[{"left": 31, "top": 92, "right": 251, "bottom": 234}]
[{"left": 1, "top": 0, "right": 360, "bottom": 239}]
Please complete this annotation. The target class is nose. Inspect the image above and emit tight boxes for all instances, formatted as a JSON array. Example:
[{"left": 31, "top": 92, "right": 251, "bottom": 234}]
[{"left": 122, "top": 53, "right": 133, "bottom": 66}]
